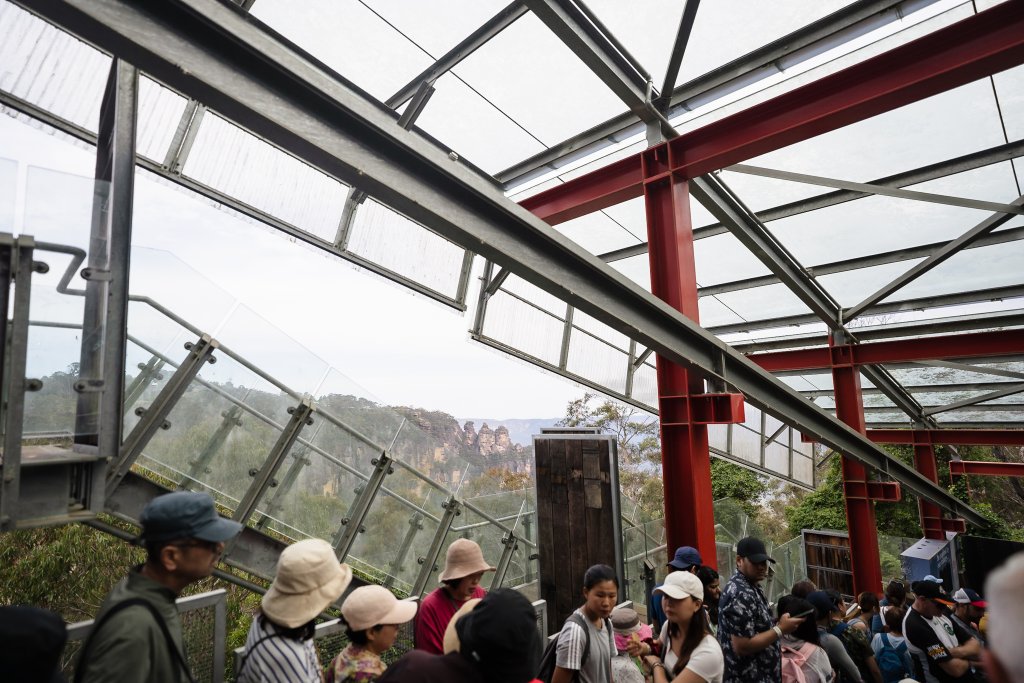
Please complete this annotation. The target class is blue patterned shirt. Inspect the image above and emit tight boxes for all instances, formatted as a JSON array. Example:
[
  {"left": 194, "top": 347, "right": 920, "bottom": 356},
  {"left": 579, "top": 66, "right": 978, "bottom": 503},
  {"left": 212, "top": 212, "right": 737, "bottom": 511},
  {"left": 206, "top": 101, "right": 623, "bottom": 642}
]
[{"left": 717, "top": 571, "right": 779, "bottom": 683}]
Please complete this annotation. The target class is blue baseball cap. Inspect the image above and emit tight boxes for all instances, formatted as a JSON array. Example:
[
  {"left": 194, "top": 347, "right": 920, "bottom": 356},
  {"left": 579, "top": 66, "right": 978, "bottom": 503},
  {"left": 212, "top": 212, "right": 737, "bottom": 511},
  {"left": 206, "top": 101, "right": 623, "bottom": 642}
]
[
  {"left": 923, "top": 574, "right": 943, "bottom": 584},
  {"left": 668, "top": 546, "right": 702, "bottom": 570},
  {"left": 139, "top": 491, "right": 242, "bottom": 544}
]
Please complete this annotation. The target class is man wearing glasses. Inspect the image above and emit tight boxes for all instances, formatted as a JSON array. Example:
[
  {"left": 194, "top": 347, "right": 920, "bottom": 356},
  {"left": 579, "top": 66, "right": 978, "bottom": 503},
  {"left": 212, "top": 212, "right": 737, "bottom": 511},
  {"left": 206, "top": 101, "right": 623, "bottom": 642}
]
[{"left": 77, "top": 491, "right": 242, "bottom": 683}]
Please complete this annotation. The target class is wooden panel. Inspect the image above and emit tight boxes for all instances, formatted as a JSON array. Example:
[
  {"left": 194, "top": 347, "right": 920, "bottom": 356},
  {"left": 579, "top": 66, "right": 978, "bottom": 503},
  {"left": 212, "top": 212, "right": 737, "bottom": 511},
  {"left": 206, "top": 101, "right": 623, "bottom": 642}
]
[{"left": 535, "top": 435, "right": 619, "bottom": 632}]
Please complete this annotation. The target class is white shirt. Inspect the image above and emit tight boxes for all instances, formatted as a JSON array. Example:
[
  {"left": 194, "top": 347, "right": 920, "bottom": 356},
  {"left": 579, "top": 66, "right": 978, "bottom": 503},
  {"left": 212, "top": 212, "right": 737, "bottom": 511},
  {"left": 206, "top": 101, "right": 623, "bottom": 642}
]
[{"left": 659, "top": 624, "right": 724, "bottom": 683}]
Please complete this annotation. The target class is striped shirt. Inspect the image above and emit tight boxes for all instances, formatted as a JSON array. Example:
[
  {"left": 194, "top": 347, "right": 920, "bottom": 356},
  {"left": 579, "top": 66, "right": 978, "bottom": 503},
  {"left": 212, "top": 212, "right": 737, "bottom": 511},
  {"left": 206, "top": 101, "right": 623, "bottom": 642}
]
[{"left": 237, "top": 615, "right": 323, "bottom": 683}]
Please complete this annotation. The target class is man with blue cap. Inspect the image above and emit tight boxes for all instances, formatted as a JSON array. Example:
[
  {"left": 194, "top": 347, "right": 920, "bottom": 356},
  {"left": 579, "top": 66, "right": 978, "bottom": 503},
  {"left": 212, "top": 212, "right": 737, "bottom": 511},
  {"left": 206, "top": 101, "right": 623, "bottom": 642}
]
[
  {"left": 76, "top": 491, "right": 242, "bottom": 683},
  {"left": 648, "top": 545, "right": 702, "bottom": 632}
]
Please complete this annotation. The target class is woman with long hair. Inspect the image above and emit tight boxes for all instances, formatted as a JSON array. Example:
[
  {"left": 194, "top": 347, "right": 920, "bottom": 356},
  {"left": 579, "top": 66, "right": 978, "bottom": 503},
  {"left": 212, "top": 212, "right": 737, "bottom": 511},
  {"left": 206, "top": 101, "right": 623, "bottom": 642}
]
[
  {"left": 551, "top": 564, "right": 618, "bottom": 683},
  {"left": 777, "top": 595, "right": 834, "bottom": 683},
  {"left": 642, "top": 571, "right": 723, "bottom": 683},
  {"left": 695, "top": 565, "right": 721, "bottom": 631}
]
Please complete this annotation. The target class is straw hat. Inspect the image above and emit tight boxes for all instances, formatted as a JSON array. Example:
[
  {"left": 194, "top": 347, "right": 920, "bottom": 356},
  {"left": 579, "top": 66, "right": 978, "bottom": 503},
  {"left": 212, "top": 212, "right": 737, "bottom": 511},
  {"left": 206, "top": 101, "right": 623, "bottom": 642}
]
[
  {"left": 342, "top": 585, "right": 418, "bottom": 632},
  {"left": 442, "top": 598, "right": 482, "bottom": 654},
  {"left": 262, "top": 539, "right": 353, "bottom": 628},
  {"left": 438, "top": 539, "right": 495, "bottom": 582}
]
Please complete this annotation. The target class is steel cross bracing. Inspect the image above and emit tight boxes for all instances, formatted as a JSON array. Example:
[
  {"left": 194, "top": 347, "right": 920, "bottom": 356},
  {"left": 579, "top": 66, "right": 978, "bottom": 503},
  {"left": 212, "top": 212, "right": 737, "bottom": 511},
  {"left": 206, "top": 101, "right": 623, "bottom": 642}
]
[
  {"left": 14, "top": 0, "right": 991, "bottom": 527},
  {"left": 496, "top": 0, "right": 941, "bottom": 188}
]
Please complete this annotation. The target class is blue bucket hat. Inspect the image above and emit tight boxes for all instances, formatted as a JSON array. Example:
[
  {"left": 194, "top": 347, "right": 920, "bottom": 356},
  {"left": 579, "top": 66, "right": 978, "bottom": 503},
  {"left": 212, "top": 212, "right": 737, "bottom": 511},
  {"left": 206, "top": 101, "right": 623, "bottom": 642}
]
[
  {"left": 139, "top": 491, "right": 242, "bottom": 544},
  {"left": 668, "top": 546, "right": 702, "bottom": 571}
]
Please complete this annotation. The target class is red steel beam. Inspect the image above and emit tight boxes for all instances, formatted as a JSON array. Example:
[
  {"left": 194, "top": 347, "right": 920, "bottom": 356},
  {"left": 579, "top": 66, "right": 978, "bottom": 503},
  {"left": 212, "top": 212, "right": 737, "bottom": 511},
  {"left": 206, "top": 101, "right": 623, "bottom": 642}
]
[
  {"left": 831, "top": 340, "right": 885, "bottom": 596},
  {"left": 867, "top": 429, "right": 1024, "bottom": 446},
  {"left": 747, "top": 330, "right": 1024, "bottom": 372},
  {"left": 518, "top": 2, "right": 1024, "bottom": 223},
  {"left": 949, "top": 460, "right": 1024, "bottom": 477},
  {"left": 643, "top": 146, "right": 719, "bottom": 567}
]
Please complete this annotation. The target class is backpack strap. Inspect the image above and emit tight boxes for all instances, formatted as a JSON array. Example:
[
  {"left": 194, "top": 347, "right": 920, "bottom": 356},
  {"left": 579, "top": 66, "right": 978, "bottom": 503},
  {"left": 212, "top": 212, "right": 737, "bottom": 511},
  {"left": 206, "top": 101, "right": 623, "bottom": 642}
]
[
  {"left": 567, "top": 612, "right": 592, "bottom": 669},
  {"left": 75, "top": 598, "right": 196, "bottom": 683}
]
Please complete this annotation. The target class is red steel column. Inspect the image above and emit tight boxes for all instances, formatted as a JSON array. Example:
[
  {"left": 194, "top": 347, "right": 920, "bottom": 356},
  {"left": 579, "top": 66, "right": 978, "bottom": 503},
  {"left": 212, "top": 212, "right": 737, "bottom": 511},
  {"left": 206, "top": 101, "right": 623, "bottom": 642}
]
[
  {"left": 914, "top": 443, "right": 946, "bottom": 540},
  {"left": 830, "top": 340, "right": 884, "bottom": 595},
  {"left": 642, "top": 147, "right": 717, "bottom": 567}
]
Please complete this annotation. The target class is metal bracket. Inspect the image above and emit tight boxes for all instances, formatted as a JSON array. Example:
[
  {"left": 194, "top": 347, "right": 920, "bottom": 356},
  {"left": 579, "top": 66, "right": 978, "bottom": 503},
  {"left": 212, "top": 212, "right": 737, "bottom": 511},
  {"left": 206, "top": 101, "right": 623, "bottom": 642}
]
[
  {"left": 384, "top": 512, "right": 424, "bottom": 588},
  {"left": 107, "top": 334, "right": 219, "bottom": 493},
  {"left": 73, "top": 378, "right": 106, "bottom": 393},
  {"left": 489, "top": 531, "right": 519, "bottom": 590},
  {"left": 80, "top": 267, "right": 113, "bottom": 281},
  {"left": 412, "top": 496, "right": 461, "bottom": 597},
  {"left": 331, "top": 450, "right": 392, "bottom": 559}
]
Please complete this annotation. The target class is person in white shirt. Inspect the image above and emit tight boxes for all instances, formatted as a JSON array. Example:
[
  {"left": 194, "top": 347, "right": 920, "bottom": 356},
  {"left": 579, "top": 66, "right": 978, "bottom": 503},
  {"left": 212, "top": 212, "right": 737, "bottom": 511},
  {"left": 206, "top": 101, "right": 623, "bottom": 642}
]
[{"left": 642, "top": 570, "right": 725, "bottom": 683}]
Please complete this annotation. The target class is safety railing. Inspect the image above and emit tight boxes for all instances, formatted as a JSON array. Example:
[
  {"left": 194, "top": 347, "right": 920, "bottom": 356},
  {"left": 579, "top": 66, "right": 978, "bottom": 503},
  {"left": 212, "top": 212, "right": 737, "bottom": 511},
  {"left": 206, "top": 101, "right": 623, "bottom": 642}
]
[{"left": 63, "top": 588, "right": 228, "bottom": 683}]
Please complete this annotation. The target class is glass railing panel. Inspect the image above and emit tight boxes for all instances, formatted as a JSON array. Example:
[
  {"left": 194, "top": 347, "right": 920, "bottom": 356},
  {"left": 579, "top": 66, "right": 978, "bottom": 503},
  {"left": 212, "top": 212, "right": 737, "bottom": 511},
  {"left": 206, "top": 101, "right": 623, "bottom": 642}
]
[
  {"left": 346, "top": 461, "right": 450, "bottom": 595},
  {"left": 313, "top": 369, "right": 405, "bottom": 458},
  {"left": 252, "top": 413, "right": 387, "bottom": 543},
  {"left": 131, "top": 347, "right": 293, "bottom": 508},
  {"left": 25, "top": 166, "right": 97, "bottom": 249},
  {"left": 212, "top": 303, "right": 329, "bottom": 398},
  {"left": 120, "top": 339, "right": 177, "bottom": 437}
]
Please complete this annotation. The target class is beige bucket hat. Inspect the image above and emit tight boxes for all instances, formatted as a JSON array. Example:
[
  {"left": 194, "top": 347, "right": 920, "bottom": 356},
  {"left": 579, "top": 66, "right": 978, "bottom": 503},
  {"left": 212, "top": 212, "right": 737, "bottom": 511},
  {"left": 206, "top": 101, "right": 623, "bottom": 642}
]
[
  {"left": 262, "top": 539, "right": 353, "bottom": 628},
  {"left": 438, "top": 538, "right": 495, "bottom": 583},
  {"left": 341, "top": 585, "right": 418, "bottom": 632}
]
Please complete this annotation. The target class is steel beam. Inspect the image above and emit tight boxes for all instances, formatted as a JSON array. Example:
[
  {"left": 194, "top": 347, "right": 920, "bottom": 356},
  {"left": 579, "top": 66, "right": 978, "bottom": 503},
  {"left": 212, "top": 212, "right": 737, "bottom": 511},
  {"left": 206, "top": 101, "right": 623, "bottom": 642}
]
[
  {"left": 748, "top": 330, "right": 1024, "bottom": 371},
  {"left": 922, "top": 383, "right": 1024, "bottom": 417},
  {"left": 108, "top": 335, "right": 218, "bottom": 493},
  {"left": 657, "top": 0, "right": 701, "bottom": 112},
  {"left": 522, "top": 0, "right": 671, "bottom": 137},
  {"left": 845, "top": 196, "right": 1024, "bottom": 321},
  {"left": 496, "top": 0, "right": 930, "bottom": 188},
  {"left": 182, "top": 405, "right": 243, "bottom": 489},
  {"left": 643, "top": 151, "right": 718, "bottom": 566},
  {"left": 489, "top": 531, "right": 519, "bottom": 590},
  {"left": 512, "top": 2, "right": 1024, "bottom": 219},
  {"left": 20, "top": 0, "right": 987, "bottom": 526},
  {"left": 123, "top": 356, "right": 166, "bottom": 412},
  {"left": 73, "top": 58, "right": 138, "bottom": 457},
  {"left": 949, "top": 460, "right": 1024, "bottom": 477},
  {"left": 831, "top": 340, "right": 886, "bottom": 595},
  {"left": 866, "top": 429, "right": 1024, "bottom": 446},
  {"left": 729, "top": 165, "right": 1024, "bottom": 217}
]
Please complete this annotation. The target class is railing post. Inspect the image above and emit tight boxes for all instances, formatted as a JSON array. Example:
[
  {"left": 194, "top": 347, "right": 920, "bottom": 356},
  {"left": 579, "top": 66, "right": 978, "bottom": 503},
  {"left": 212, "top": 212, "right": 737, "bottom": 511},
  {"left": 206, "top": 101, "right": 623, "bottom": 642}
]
[
  {"left": 230, "top": 399, "right": 314, "bottom": 528},
  {"left": 412, "top": 497, "right": 461, "bottom": 597},
  {"left": 489, "top": 530, "right": 519, "bottom": 589},
  {"left": 107, "top": 335, "right": 218, "bottom": 494},
  {"left": 123, "top": 356, "right": 165, "bottom": 412},
  {"left": 0, "top": 236, "right": 44, "bottom": 530},
  {"left": 182, "top": 405, "right": 242, "bottom": 490},
  {"left": 384, "top": 512, "right": 424, "bottom": 589},
  {"left": 332, "top": 451, "right": 392, "bottom": 560},
  {"left": 254, "top": 443, "right": 312, "bottom": 530}
]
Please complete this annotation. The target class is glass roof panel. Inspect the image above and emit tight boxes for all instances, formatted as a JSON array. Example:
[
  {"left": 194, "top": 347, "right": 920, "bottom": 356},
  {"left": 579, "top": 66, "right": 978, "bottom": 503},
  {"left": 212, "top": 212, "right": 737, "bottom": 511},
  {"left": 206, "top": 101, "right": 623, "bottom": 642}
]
[
  {"left": 135, "top": 77, "right": 187, "bottom": 163},
  {"left": 450, "top": 12, "right": 634, "bottom": 146},
  {"left": 0, "top": 2, "right": 108, "bottom": 132},
  {"left": 709, "top": 282, "right": 813, "bottom": 323},
  {"left": 411, "top": 75, "right": 546, "bottom": 174},
  {"left": 249, "top": 0, "right": 434, "bottom": 103},
  {"left": 346, "top": 198, "right": 467, "bottom": 299},
  {"left": 360, "top": 0, "right": 509, "bottom": 57},
  {"left": 182, "top": 112, "right": 349, "bottom": 242}
]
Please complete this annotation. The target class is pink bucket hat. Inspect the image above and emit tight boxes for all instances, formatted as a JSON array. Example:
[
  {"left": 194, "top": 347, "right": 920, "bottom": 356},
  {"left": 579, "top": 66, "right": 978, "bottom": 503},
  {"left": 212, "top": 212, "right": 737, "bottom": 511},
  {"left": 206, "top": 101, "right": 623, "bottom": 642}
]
[{"left": 438, "top": 539, "right": 495, "bottom": 582}]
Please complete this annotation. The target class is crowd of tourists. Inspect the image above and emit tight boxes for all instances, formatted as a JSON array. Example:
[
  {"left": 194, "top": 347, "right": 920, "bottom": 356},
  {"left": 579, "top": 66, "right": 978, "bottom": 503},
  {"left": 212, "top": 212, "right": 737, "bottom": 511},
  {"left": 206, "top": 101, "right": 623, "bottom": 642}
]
[{"left": 2, "top": 490, "right": 1022, "bottom": 683}]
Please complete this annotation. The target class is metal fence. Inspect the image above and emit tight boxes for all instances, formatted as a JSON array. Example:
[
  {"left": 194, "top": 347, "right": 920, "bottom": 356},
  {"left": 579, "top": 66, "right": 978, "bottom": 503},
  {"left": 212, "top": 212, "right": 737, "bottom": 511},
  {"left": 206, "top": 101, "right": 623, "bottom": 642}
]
[{"left": 63, "top": 589, "right": 227, "bottom": 683}]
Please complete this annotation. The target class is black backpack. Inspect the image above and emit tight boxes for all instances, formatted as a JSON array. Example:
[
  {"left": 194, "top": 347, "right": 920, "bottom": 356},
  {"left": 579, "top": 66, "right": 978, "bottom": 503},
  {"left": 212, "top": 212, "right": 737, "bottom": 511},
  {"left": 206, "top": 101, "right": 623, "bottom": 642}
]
[{"left": 536, "top": 612, "right": 611, "bottom": 683}]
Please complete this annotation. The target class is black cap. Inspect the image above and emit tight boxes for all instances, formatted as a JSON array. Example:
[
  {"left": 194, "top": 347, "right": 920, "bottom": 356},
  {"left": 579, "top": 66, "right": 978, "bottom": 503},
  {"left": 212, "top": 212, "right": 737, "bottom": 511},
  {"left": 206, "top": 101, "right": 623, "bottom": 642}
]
[
  {"left": 0, "top": 606, "right": 67, "bottom": 683},
  {"left": 456, "top": 588, "right": 542, "bottom": 683},
  {"left": 912, "top": 580, "right": 954, "bottom": 606},
  {"left": 139, "top": 491, "right": 242, "bottom": 544},
  {"left": 807, "top": 590, "right": 839, "bottom": 619},
  {"left": 736, "top": 536, "right": 775, "bottom": 564}
]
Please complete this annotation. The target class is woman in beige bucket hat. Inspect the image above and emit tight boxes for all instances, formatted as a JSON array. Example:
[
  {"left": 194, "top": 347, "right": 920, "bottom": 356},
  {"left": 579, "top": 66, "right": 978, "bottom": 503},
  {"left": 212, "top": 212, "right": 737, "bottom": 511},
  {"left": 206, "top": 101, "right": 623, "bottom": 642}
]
[
  {"left": 237, "top": 539, "right": 353, "bottom": 683},
  {"left": 326, "top": 585, "right": 417, "bottom": 682},
  {"left": 413, "top": 538, "right": 494, "bottom": 655}
]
